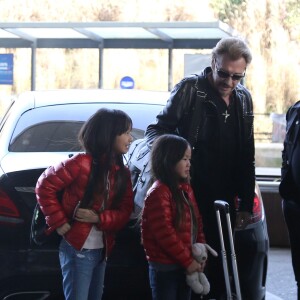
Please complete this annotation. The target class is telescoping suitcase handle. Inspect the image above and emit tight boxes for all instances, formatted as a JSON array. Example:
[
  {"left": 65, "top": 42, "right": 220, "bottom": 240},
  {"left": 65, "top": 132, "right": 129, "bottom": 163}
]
[
  {"left": 214, "top": 199, "right": 230, "bottom": 213},
  {"left": 214, "top": 200, "right": 242, "bottom": 300}
]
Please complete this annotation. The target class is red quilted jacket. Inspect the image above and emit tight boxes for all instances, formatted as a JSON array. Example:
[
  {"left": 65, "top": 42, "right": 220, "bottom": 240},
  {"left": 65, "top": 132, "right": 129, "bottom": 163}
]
[
  {"left": 141, "top": 180, "right": 205, "bottom": 269},
  {"left": 35, "top": 153, "right": 133, "bottom": 254}
]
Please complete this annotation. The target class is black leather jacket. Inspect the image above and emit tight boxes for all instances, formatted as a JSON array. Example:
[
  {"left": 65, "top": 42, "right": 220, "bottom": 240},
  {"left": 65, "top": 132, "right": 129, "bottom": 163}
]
[
  {"left": 279, "top": 100, "right": 300, "bottom": 202},
  {"left": 145, "top": 67, "right": 255, "bottom": 213}
]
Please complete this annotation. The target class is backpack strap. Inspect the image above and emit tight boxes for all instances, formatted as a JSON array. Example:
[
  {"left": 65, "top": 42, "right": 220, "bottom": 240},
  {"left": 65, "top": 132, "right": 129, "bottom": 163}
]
[{"left": 188, "top": 75, "right": 207, "bottom": 149}]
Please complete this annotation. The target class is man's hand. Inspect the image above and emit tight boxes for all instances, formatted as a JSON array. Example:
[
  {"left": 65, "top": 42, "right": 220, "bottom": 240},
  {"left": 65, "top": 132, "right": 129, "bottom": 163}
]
[{"left": 236, "top": 211, "right": 252, "bottom": 229}]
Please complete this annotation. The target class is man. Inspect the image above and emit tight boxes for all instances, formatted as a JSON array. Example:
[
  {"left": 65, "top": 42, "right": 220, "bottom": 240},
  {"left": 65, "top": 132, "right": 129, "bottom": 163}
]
[
  {"left": 279, "top": 101, "right": 300, "bottom": 300},
  {"left": 145, "top": 36, "right": 255, "bottom": 299}
]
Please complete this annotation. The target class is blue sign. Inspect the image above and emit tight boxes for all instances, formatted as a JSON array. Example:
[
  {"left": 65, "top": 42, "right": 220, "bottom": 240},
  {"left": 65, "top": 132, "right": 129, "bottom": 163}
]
[
  {"left": 0, "top": 54, "right": 13, "bottom": 85},
  {"left": 120, "top": 76, "right": 134, "bottom": 89}
]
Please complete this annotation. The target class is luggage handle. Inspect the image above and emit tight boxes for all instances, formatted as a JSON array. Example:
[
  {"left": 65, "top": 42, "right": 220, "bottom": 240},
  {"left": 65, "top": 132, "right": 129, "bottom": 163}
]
[
  {"left": 214, "top": 200, "right": 242, "bottom": 300},
  {"left": 214, "top": 200, "right": 230, "bottom": 213}
]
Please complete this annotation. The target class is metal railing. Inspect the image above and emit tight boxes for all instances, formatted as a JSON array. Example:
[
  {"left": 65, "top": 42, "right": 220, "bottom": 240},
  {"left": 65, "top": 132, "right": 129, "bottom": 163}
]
[{"left": 257, "top": 181, "right": 280, "bottom": 194}]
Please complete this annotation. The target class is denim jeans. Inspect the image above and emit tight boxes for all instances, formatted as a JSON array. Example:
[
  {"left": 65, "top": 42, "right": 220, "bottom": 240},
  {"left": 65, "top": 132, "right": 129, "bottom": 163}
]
[
  {"left": 59, "top": 238, "right": 106, "bottom": 300},
  {"left": 149, "top": 263, "right": 191, "bottom": 300}
]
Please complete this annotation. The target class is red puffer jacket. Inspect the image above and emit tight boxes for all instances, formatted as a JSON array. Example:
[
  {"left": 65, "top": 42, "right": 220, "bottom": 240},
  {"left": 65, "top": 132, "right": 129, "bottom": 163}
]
[
  {"left": 35, "top": 153, "right": 133, "bottom": 255},
  {"left": 141, "top": 180, "right": 205, "bottom": 269}
]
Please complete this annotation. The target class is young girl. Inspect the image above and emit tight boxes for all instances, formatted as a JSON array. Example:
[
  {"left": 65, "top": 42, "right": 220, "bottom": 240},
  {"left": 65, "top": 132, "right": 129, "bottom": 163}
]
[
  {"left": 35, "top": 108, "right": 134, "bottom": 300},
  {"left": 141, "top": 134, "right": 206, "bottom": 300}
]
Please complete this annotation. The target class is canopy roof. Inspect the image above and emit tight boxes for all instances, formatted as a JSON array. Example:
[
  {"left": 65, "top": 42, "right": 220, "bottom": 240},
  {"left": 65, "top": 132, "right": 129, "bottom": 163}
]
[{"left": 0, "top": 21, "right": 235, "bottom": 49}]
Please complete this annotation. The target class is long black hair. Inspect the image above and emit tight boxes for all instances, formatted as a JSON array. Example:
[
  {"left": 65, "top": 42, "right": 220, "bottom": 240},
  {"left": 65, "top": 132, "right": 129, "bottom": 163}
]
[
  {"left": 151, "top": 134, "right": 196, "bottom": 229},
  {"left": 78, "top": 108, "right": 132, "bottom": 208}
]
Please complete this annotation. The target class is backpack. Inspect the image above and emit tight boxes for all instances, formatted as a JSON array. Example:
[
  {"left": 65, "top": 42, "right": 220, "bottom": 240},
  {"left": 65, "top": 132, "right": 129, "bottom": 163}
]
[{"left": 126, "top": 138, "right": 152, "bottom": 219}]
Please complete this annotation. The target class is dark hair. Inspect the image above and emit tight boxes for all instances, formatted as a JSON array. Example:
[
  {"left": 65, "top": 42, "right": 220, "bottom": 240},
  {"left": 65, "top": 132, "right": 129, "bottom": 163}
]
[
  {"left": 212, "top": 36, "right": 252, "bottom": 65},
  {"left": 78, "top": 108, "right": 132, "bottom": 208},
  {"left": 151, "top": 134, "right": 195, "bottom": 228}
]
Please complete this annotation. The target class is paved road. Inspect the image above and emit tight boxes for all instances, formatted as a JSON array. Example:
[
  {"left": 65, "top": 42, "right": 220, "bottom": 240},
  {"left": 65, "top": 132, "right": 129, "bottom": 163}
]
[{"left": 266, "top": 247, "right": 297, "bottom": 300}]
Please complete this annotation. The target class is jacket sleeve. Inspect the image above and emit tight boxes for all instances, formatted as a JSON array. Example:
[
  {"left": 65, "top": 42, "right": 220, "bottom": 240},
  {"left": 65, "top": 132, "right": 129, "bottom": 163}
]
[
  {"left": 189, "top": 187, "right": 206, "bottom": 243},
  {"left": 145, "top": 78, "right": 195, "bottom": 146},
  {"left": 279, "top": 103, "right": 300, "bottom": 200},
  {"left": 35, "top": 155, "right": 83, "bottom": 231},
  {"left": 281, "top": 106, "right": 293, "bottom": 179},
  {"left": 143, "top": 187, "right": 194, "bottom": 269},
  {"left": 97, "top": 169, "right": 133, "bottom": 232}
]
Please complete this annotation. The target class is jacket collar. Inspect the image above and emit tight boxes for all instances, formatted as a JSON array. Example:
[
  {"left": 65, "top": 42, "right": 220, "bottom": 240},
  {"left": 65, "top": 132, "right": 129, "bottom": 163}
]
[
  {"left": 179, "top": 182, "right": 190, "bottom": 193},
  {"left": 153, "top": 180, "right": 189, "bottom": 192}
]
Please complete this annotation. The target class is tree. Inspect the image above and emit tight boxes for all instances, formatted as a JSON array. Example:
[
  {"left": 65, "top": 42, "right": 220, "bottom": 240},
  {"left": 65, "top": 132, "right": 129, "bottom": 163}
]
[{"left": 209, "top": 0, "right": 300, "bottom": 113}]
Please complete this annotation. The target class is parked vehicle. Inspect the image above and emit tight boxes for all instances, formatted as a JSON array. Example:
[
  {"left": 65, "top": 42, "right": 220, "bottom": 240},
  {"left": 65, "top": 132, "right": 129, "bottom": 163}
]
[{"left": 0, "top": 89, "right": 269, "bottom": 299}]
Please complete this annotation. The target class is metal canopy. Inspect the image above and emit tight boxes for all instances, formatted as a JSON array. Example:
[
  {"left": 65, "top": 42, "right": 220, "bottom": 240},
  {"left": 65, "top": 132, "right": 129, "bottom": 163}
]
[
  {"left": 0, "top": 21, "right": 235, "bottom": 90},
  {"left": 0, "top": 21, "right": 235, "bottom": 49}
]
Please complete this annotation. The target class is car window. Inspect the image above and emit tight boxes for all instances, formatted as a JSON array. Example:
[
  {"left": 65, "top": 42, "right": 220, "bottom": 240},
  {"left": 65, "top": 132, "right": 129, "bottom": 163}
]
[
  {"left": 10, "top": 121, "right": 83, "bottom": 152},
  {"left": 8, "top": 102, "right": 162, "bottom": 152},
  {"left": 9, "top": 121, "right": 145, "bottom": 152}
]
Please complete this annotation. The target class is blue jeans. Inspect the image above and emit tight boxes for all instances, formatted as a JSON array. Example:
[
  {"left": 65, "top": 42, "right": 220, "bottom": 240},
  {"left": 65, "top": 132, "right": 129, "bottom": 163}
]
[
  {"left": 59, "top": 238, "right": 106, "bottom": 300},
  {"left": 149, "top": 263, "right": 191, "bottom": 300}
]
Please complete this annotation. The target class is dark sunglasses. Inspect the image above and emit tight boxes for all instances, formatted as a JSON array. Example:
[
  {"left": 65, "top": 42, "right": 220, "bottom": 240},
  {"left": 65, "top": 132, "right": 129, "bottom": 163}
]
[{"left": 216, "top": 67, "right": 245, "bottom": 81}]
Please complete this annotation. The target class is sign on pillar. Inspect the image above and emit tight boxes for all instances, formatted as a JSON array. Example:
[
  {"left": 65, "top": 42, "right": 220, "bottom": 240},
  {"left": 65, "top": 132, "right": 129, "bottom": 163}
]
[{"left": 120, "top": 76, "right": 134, "bottom": 89}]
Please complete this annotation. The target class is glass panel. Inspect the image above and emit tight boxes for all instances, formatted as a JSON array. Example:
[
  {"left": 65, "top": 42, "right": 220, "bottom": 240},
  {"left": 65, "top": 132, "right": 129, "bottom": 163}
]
[
  {"left": 88, "top": 27, "right": 157, "bottom": 39},
  {"left": 18, "top": 28, "right": 87, "bottom": 39}
]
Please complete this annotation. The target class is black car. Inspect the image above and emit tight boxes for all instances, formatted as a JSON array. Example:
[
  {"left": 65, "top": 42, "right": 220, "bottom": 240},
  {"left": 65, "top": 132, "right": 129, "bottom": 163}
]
[{"left": 0, "top": 89, "right": 268, "bottom": 299}]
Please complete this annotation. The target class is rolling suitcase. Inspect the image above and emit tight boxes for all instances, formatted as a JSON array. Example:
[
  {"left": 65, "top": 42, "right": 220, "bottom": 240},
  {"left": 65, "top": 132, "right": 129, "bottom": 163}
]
[{"left": 214, "top": 200, "right": 242, "bottom": 300}]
